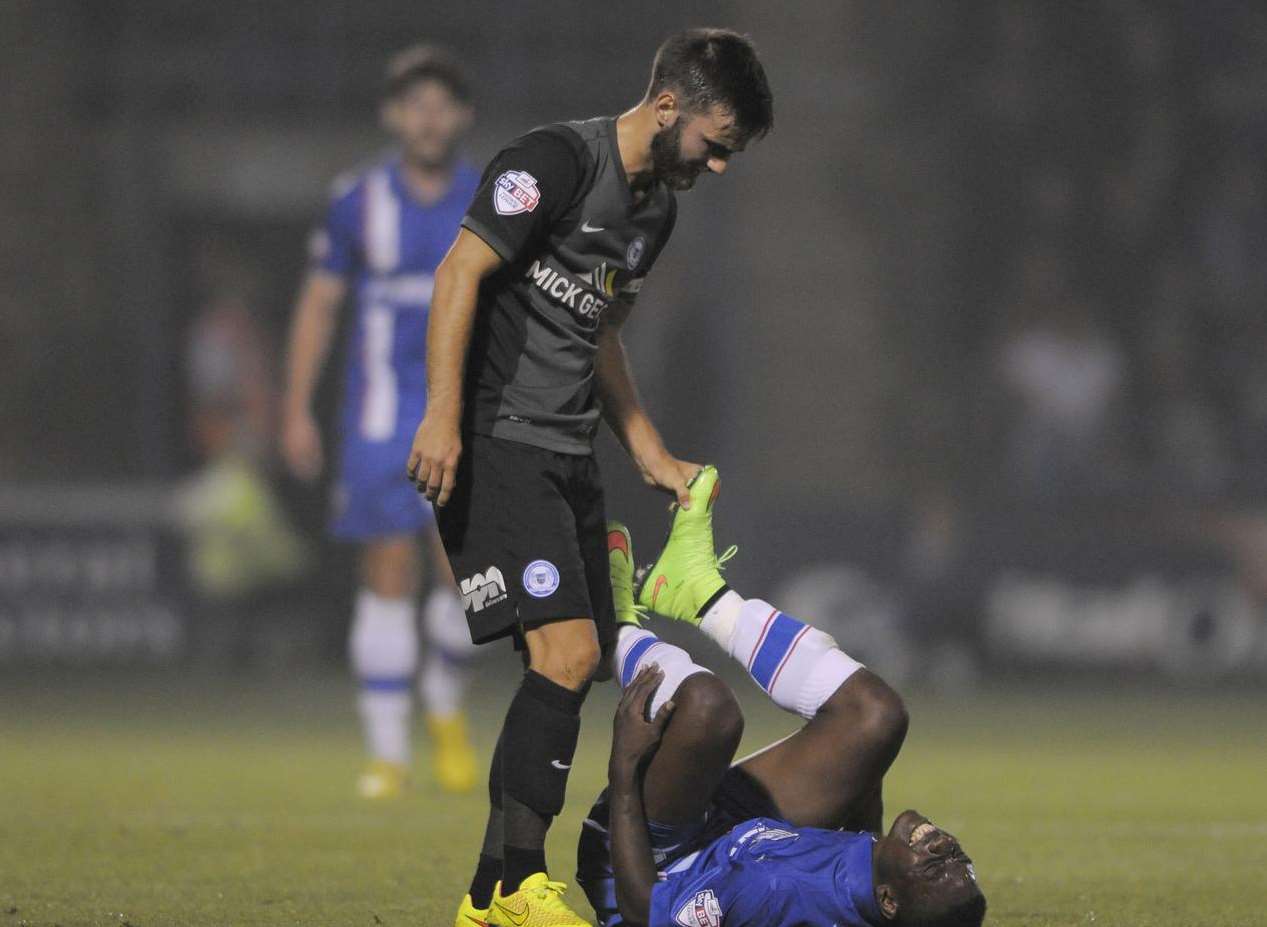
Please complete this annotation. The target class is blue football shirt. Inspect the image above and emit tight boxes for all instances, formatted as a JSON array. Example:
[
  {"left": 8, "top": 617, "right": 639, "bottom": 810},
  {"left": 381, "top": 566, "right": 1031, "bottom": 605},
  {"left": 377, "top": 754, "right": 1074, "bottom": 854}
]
[
  {"left": 312, "top": 155, "right": 479, "bottom": 450},
  {"left": 648, "top": 818, "right": 882, "bottom": 927}
]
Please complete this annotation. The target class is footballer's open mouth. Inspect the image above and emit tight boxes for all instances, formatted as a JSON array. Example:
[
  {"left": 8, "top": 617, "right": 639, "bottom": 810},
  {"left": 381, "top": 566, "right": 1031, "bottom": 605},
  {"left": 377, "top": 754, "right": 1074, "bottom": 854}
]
[{"left": 909, "top": 820, "right": 938, "bottom": 847}]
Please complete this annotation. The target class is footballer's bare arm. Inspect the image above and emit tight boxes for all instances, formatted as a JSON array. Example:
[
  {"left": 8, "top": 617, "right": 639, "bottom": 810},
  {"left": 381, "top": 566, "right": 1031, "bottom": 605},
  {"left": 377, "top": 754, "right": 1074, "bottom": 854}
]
[
  {"left": 282, "top": 271, "right": 347, "bottom": 482},
  {"left": 595, "top": 301, "right": 701, "bottom": 509},
  {"left": 407, "top": 229, "right": 503, "bottom": 507}
]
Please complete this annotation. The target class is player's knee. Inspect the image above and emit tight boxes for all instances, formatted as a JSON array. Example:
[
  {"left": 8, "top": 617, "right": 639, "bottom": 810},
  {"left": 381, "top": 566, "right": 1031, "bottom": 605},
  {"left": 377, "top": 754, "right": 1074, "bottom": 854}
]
[
  {"left": 530, "top": 631, "right": 601, "bottom": 690},
  {"left": 851, "top": 673, "right": 909, "bottom": 754},
  {"left": 671, "top": 673, "right": 745, "bottom": 753}
]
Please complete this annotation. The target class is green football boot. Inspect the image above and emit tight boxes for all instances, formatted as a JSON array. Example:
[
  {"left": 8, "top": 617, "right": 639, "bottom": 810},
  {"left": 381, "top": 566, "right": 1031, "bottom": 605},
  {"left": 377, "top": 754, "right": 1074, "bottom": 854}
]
[
  {"left": 636, "top": 465, "right": 737, "bottom": 625},
  {"left": 607, "top": 521, "right": 646, "bottom": 628}
]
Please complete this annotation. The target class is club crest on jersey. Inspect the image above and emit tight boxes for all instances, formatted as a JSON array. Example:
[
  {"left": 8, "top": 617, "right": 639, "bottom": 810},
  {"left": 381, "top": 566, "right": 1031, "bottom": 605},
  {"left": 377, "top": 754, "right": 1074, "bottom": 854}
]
[
  {"left": 494, "top": 170, "right": 541, "bottom": 216},
  {"left": 626, "top": 235, "right": 646, "bottom": 270},
  {"left": 523, "top": 559, "right": 560, "bottom": 598},
  {"left": 674, "top": 889, "right": 722, "bottom": 927},
  {"left": 460, "top": 566, "right": 507, "bottom": 612}
]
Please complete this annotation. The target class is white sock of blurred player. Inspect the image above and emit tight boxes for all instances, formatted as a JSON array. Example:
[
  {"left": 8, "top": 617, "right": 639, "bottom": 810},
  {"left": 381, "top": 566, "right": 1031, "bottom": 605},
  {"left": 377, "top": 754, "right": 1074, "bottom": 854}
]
[
  {"left": 349, "top": 588, "right": 417, "bottom": 771},
  {"left": 420, "top": 586, "right": 478, "bottom": 716}
]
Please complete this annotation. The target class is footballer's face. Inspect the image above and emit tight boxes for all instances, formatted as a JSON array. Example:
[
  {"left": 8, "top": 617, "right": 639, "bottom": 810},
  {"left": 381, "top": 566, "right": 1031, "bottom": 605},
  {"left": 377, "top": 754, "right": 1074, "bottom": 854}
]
[
  {"left": 873, "top": 810, "right": 984, "bottom": 923},
  {"left": 383, "top": 79, "right": 472, "bottom": 171},
  {"left": 651, "top": 104, "right": 746, "bottom": 191}
]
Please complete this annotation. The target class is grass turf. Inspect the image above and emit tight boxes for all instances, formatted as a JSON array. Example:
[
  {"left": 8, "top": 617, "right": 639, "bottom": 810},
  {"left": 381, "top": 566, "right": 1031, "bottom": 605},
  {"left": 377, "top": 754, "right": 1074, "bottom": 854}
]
[{"left": 1, "top": 663, "right": 1265, "bottom": 926}]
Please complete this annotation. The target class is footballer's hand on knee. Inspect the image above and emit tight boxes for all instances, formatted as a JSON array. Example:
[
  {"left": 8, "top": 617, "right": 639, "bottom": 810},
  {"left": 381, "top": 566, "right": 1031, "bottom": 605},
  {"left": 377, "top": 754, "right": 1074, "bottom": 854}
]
[{"left": 610, "top": 665, "right": 674, "bottom": 781}]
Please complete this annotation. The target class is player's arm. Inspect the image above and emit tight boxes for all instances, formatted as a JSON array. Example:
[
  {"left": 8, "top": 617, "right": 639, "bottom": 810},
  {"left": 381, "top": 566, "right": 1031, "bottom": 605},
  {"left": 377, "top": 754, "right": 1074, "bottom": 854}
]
[
  {"left": 595, "top": 302, "right": 700, "bottom": 509},
  {"left": 406, "top": 229, "right": 503, "bottom": 506},
  {"left": 281, "top": 270, "right": 346, "bottom": 481},
  {"left": 608, "top": 666, "right": 675, "bottom": 926}
]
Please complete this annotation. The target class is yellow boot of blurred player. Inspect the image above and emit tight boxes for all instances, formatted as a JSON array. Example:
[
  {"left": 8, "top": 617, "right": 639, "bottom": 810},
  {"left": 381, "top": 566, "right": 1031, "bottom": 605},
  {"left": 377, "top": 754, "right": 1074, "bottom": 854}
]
[
  {"left": 428, "top": 712, "right": 478, "bottom": 793},
  {"left": 356, "top": 758, "right": 410, "bottom": 800}
]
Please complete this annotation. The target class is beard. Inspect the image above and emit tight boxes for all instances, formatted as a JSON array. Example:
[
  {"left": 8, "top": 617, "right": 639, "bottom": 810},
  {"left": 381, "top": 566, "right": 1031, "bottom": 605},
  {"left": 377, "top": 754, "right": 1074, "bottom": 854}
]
[{"left": 649, "top": 120, "right": 706, "bottom": 191}]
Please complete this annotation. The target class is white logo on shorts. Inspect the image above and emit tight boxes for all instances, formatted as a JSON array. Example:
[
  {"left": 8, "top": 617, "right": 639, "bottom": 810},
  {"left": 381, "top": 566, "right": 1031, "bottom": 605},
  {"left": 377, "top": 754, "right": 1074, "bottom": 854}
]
[
  {"left": 493, "top": 170, "right": 541, "bottom": 215},
  {"left": 522, "top": 559, "right": 560, "bottom": 598},
  {"left": 461, "top": 566, "right": 508, "bottom": 612}
]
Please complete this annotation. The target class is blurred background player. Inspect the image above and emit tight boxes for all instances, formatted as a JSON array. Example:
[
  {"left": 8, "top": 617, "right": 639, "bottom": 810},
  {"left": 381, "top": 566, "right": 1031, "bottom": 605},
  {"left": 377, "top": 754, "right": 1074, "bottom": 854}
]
[{"left": 281, "top": 45, "right": 481, "bottom": 798}]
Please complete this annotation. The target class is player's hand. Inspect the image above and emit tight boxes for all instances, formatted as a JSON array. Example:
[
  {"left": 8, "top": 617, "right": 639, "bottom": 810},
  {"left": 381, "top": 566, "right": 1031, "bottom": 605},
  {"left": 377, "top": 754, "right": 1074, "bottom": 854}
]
[
  {"left": 281, "top": 408, "right": 323, "bottom": 483},
  {"left": 407, "top": 413, "right": 462, "bottom": 507},
  {"left": 610, "top": 665, "right": 674, "bottom": 783},
  {"left": 639, "top": 453, "right": 703, "bottom": 510}
]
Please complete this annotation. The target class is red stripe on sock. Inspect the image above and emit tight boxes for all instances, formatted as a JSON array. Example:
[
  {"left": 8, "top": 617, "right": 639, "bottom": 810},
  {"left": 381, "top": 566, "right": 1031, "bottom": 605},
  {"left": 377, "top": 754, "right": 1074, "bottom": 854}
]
[{"left": 747, "top": 607, "right": 779, "bottom": 671}]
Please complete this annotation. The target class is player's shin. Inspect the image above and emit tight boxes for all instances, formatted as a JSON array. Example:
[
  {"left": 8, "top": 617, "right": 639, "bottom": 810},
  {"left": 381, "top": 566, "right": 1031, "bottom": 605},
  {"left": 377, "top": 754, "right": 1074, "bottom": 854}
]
[
  {"left": 499, "top": 670, "right": 587, "bottom": 889},
  {"left": 700, "top": 592, "right": 863, "bottom": 719},
  {"left": 349, "top": 589, "right": 418, "bottom": 770}
]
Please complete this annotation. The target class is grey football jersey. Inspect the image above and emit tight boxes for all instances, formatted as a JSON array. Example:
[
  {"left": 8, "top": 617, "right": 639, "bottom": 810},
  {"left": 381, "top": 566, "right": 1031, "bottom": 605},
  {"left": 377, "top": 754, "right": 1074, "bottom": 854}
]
[{"left": 460, "top": 116, "right": 677, "bottom": 454}]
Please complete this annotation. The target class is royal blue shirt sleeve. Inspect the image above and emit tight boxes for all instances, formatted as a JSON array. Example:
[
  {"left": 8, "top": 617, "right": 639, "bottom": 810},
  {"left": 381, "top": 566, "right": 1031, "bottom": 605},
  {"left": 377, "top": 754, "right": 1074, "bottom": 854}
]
[{"left": 309, "top": 178, "right": 362, "bottom": 277}]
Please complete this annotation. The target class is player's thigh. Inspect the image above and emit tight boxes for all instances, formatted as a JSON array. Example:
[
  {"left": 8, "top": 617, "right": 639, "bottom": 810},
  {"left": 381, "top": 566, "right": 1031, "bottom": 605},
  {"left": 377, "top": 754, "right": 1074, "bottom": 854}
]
[
  {"left": 360, "top": 534, "right": 421, "bottom": 598},
  {"left": 433, "top": 435, "right": 597, "bottom": 651},
  {"left": 642, "top": 673, "right": 744, "bottom": 825},
  {"left": 736, "top": 670, "right": 898, "bottom": 830},
  {"left": 425, "top": 524, "right": 457, "bottom": 589}
]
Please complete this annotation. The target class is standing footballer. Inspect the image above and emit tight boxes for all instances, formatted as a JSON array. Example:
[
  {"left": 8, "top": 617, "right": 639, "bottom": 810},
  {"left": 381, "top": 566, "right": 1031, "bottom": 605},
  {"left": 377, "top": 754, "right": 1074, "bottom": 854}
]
[
  {"left": 406, "top": 29, "right": 773, "bottom": 927},
  {"left": 283, "top": 46, "right": 482, "bottom": 800}
]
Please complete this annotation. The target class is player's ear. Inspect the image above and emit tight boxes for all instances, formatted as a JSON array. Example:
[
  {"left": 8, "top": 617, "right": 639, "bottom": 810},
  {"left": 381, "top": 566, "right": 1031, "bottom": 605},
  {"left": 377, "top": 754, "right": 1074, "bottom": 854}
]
[
  {"left": 652, "top": 90, "right": 680, "bottom": 128},
  {"left": 875, "top": 883, "right": 900, "bottom": 921}
]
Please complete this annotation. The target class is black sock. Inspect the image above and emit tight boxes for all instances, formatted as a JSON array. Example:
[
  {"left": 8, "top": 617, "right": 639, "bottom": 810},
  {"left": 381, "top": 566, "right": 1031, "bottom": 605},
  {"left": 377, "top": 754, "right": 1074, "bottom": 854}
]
[
  {"left": 502, "top": 844, "right": 549, "bottom": 894},
  {"left": 499, "top": 670, "right": 588, "bottom": 887},
  {"left": 468, "top": 852, "right": 502, "bottom": 908}
]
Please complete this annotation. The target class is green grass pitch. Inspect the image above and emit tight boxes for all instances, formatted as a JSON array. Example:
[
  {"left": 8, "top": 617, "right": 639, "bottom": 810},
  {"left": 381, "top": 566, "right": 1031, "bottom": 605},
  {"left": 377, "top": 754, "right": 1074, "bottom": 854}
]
[{"left": 2, "top": 662, "right": 1265, "bottom": 926}]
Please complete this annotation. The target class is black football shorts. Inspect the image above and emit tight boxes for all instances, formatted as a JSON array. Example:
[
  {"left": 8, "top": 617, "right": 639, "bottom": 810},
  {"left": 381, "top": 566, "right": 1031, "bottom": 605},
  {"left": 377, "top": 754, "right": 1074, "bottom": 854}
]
[{"left": 434, "top": 433, "right": 615, "bottom": 651}]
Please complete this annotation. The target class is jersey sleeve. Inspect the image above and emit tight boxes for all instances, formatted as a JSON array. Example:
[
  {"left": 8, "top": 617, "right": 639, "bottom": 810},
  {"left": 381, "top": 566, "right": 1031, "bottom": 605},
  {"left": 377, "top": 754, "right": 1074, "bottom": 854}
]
[
  {"left": 308, "top": 178, "right": 362, "bottom": 277},
  {"left": 461, "top": 128, "right": 587, "bottom": 263}
]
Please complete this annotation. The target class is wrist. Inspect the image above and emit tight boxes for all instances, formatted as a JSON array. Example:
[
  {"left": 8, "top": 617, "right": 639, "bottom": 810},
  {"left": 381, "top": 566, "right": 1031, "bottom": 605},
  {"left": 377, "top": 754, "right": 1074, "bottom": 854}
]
[{"left": 608, "top": 762, "right": 639, "bottom": 792}]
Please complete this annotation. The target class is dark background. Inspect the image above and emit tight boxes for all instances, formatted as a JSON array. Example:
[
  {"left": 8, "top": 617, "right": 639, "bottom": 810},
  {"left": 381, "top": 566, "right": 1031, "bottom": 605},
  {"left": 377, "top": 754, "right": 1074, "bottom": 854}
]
[{"left": 3, "top": 0, "right": 1266, "bottom": 681}]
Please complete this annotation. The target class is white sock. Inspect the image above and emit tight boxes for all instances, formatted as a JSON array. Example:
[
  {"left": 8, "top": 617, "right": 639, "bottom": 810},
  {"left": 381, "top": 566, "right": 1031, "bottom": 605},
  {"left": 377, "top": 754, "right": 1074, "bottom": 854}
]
[
  {"left": 614, "top": 625, "right": 710, "bottom": 716},
  {"left": 703, "top": 594, "right": 863, "bottom": 720},
  {"left": 420, "top": 587, "right": 476, "bottom": 718},
  {"left": 349, "top": 589, "right": 418, "bottom": 765}
]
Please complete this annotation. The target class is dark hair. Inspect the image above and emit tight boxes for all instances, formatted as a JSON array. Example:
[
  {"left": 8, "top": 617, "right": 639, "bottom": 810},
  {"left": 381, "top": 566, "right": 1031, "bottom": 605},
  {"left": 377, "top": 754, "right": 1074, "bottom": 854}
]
[
  {"left": 383, "top": 44, "right": 471, "bottom": 103},
  {"left": 647, "top": 28, "right": 773, "bottom": 141}
]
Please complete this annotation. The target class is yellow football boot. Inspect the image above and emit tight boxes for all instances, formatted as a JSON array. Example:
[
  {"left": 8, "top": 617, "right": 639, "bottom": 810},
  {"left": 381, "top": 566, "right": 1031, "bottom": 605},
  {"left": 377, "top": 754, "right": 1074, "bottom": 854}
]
[
  {"left": 355, "top": 758, "right": 409, "bottom": 800},
  {"left": 427, "top": 712, "right": 478, "bottom": 793},
  {"left": 454, "top": 892, "right": 493, "bottom": 927},
  {"left": 637, "top": 465, "right": 737, "bottom": 625},
  {"left": 488, "top": 873, "right": 591, "bottom": 926}
]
